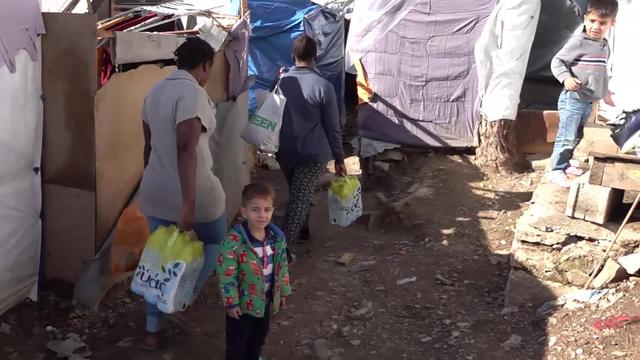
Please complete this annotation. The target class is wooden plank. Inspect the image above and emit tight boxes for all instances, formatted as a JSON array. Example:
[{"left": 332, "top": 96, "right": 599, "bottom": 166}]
[
  {"left": 43, "top": 184, "right": 96, "bottom": 283},
  {"left": 575, "top": 124, "right": 618, "bottom": 160},
  {"left": 516, "top": 109, "right": 560, "bottom": 145},
  {"left": 95, "top": 65, "right": 173, "bottom": 251},
  {"left": 601, "top": 161, "right": 640, "bottom": 192},
  {"left": 589, "top": 157, "right": 607, "bottom": 185},
  {"left": 565, "top": 182, "right": 623, "bottom": 224},
  {"left": 590, "top": 152, "right": 640, "bottom": 163},
  {"left": 204, "top": 50, "right": 229, "bottom": 102},
  {"left": 42, "top": 13, "right": 97, "bottom": 191}
]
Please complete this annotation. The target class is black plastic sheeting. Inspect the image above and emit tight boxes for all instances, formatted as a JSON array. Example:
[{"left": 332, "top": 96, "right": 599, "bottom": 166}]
[{"left": 526, "top": 0, "right": 587, "bottom": 79}]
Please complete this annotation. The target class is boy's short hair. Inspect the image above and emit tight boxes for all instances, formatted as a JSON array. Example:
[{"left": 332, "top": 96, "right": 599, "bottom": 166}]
[
  {"left": 587, "top": 0, "right": 618, "bottom": 19},
  {"left": 292, "top": 35, "right": 317, "bottom": 62},
  {"left": 242, "top": 183, "right": 275, "bottom": 205}
]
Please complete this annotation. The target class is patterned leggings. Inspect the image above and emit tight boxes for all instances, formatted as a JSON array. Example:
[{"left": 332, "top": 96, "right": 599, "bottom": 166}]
[{"left": 281, "top": 162, "right": 325, "bottom": 246}]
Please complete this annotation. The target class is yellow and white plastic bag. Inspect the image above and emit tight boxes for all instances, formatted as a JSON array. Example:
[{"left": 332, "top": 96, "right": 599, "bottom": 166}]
[
  {"left": 131, "top": 225, "right": 204, "bottom": 313},
  {"left": 328, "top": 176, "right": 363, "bottom": 227}
]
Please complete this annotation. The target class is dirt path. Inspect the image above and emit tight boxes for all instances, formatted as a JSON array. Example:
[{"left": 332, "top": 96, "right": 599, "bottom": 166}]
[{"left": 0, "top": 154, "right": 550, "bottom": 360}]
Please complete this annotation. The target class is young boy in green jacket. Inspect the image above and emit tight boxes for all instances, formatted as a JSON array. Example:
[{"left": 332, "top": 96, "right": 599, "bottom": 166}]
[{"left": 216, "top": 183, "right": 292, "bottom": 360}]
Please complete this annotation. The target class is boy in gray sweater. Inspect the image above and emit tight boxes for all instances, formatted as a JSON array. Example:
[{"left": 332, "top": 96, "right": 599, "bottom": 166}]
[{"left": 549, "top": 0, "right": 617, "bottom": 188}]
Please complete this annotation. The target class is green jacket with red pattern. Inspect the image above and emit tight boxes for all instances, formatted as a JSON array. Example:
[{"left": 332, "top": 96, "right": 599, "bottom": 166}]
[{"left": 216, "top": 223, "right": 292, "bottom": 318}]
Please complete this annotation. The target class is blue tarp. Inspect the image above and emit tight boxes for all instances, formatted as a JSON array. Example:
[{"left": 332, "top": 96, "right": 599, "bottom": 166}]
[
  {"left": 248, "top": 1, "right": 345, "bottom": 122},
  {"left": 248, "top": 1, "right": 318, "bottom": 91}
]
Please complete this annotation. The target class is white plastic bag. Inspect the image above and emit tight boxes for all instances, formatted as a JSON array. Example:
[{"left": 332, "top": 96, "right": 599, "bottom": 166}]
[
  {"left": 328, "top": 176, "right": 363, "bottom": 227},
  {"left": 242, "top": 86, "right": 286, "bottom": 153},
  {"left": 131, "top": 226, "right": 204, "bottom": 313}
]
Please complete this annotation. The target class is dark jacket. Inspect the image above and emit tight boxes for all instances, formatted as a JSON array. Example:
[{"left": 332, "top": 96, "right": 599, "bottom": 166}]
[{"left": 275, "top": 66, "right": 344, "bottom": 167}]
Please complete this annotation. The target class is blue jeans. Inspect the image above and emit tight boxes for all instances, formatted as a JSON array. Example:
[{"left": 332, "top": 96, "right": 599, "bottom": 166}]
[
  {"left": 145, "top": 212, "right": 227, "bottom": 333},
  {"left": 550, "top": 90, "right": 593, "bottom": 172}
]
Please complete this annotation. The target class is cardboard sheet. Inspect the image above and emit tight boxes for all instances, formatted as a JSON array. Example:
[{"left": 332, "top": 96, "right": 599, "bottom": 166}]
[
  {"left": 95, "top": 65, "right": 173, "bottom": 250},
  {"left": 42, "top": 13, "right": 97, "bottom": 191},
  {"left": 43, "top": 183, "right": 96, "bottom": 283}
]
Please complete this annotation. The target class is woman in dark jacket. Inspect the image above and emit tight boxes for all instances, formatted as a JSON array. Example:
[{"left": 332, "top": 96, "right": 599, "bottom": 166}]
[{"left": 276, "top": 35, "right": 347, "bottom": 263}]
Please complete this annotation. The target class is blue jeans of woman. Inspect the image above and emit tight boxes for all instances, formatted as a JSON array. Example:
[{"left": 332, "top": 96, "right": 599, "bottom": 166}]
[
  {"left": 145, "top": 212, "right": 227, "bottom": 333},
  {"left": 550, "top": 90, "right": 593, "bottom": 172}
]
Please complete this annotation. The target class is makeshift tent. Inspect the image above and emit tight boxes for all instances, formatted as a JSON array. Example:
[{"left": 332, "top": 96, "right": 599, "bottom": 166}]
[
  {"left": 38, "top": 0, "right": 250, "bottom": 294},
  {"left": 348, "top": 0, "right": 494, "bottom": 149},
  {"left": 248, "top": 0, "right": 346, "bottom": 122},
  {"left": 67, "top": 2, "right": 252, "bottom": 309},
  {"left": 0, "top": 1, "right": 44, "bottom": 316}
]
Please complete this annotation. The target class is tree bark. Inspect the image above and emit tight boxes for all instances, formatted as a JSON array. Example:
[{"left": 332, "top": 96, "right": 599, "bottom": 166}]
[{"left": 475, "top": 117, "right": 525, "bottom": 174}]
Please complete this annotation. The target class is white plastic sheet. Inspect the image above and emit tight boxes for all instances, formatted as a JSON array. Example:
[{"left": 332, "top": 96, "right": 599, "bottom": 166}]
[
  {"left": 604, "top": 0, "right": 640, "bottom": 115},
  {"left": 0, "top": 46, "right": 42, "bottom": 315},
  {"left": 475, "top": 0, "right": 541, "bottom": 121}
]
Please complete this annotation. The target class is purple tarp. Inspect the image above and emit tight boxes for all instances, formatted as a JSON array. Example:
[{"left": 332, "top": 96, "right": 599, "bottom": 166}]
[{"left": 356, "top": 0, "right": 494, "bottom": 147}]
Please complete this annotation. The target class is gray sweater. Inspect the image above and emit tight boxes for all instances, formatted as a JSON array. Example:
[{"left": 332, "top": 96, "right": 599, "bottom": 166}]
[
  {"left": 276, "top": 67, "right": 344, "bottom": 167},
  {"left": 551, "top": 30, "right": 610, "bottom": 102}
]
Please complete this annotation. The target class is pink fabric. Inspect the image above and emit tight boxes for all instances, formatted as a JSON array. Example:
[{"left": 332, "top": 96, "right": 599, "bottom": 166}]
[{"left": 0, "top": 0, "right": 45, "bottom": 73}]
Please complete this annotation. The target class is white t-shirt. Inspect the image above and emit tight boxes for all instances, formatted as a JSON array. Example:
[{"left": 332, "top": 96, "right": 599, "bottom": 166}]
[{"left": 139, "top": 69, "right": 226, "bottom": 223}]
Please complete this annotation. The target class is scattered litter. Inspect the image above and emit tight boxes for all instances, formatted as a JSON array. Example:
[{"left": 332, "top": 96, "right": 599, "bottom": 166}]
[
  {"left": 548, "top": 336, "right": 557, "bottom": 347},
  {"left": 419, "top": 336, "right": 432, "bottom": 343},
  {"left": 336, "top": 253, "right": 355, "bottom": 266},
  {"left": 592, "top": 314, "right": 640, "bottom": 331},
  {"left": 46, "top": 333, "right": 92, "bottom": 358},
  {"left": 116, "top": 337, "right": 134, "bottom": 347},
  {"left": 396, "top": 277, "right": 417, "bottom": 286},
  {"left": 612, "top": 351, "right": 627, "bottom": 357},
  {"left": 440, "top": 228, "right": 456, "bottom": 236},
  {"left": 377, "top": 149, "right": 404, "bottom": 162},
  {"left": 565, "top": 289, "right": 609, "bottom": 303},
  {"left": 350, "top": 301, "right": 373, "bottom": 318},
  {"left": 500, "top": 306, "right": 519, "bottom": 316},
  {"left": 351, "top": 260, "right": 376, "bottom": 272},
  {"left": 0, "top": 323, "right": 11, "bottom": 335},
  {"left": 350, "top": 339, "right": 361, "bottom": 346},
  {"left": 618, "top": 253, "right": 640, "bottom": 274},
  {"left": 500, "top": 334, "right": 523, "bottom": 350},
  {"left": 537, "top": 300, "right": 564, "bottom": 316},
  {"left": 435, "top": 275, "right": 454, "bottom": 286},
  {"left": 599, "top": 292, "right": 625, "bottom": 309}
]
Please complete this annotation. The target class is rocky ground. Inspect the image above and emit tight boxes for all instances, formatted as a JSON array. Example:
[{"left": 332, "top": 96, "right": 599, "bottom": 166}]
[{"left": 2, "top": 152, "right": 640, "bottom": 359}]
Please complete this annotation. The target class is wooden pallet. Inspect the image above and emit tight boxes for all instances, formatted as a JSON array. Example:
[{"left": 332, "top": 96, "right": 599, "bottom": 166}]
[{"left": 589, "top": 152, "right": 640, "bottom": 192}]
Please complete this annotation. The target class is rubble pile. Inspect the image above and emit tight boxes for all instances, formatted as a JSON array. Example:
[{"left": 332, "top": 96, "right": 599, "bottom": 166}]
[{"left": 506, "top": 183, "right": 640, "bottom": 306}]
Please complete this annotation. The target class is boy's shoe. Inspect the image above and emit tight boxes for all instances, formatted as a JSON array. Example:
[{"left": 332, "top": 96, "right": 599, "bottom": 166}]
[{"left": 549, "top": 171, "right": 571, "bottom": 189}]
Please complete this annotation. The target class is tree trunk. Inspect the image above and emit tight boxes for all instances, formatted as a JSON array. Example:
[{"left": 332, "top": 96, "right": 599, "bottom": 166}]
[{"left": 475, "top": 117, "right": 524, "bottom": 174}]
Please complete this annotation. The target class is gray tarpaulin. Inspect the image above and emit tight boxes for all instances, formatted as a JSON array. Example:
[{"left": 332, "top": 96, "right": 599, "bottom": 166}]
[
  {"left": 355, "top": 0, "right": 494, "bottom": 147},
  {"left": 304, "top": 8, "right": 346, "bottom": 124}
]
